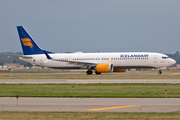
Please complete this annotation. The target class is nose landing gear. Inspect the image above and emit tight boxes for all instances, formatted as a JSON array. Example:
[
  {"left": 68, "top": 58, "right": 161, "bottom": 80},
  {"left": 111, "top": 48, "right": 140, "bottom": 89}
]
[{"left": 158, "top": 70, "right": 162, "bottom": 74}]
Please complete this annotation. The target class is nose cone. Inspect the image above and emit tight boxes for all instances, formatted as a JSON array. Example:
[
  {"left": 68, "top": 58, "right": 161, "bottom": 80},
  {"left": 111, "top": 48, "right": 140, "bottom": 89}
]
[{"left": 170, "top": 59, "right": 176, "bottom": 65}]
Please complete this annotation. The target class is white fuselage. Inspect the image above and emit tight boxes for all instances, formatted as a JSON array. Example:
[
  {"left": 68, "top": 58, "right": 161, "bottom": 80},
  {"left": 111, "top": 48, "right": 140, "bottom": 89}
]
[{"left": 20, "top": 52, "right": 176, "bottom": 70}]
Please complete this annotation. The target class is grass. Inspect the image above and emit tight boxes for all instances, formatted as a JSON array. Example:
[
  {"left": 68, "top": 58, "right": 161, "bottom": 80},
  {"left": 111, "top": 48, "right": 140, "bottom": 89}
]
[
  {"left": 0, "top": 112, "right": 180, "bottom": 120},
  {"left": 0, "top": 83, "right": 180, "bottom": 98}
]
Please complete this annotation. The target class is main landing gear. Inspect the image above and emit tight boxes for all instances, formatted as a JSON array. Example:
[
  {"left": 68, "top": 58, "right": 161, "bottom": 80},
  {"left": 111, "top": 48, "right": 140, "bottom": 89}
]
[
  {"left": 158, "top": 70, "right": 162, "bottom": 74},
  {"left": 86, "top": 69, "right": 93, "bottom": 75},
  {"left": 86, "top": 70, "right": 101, "bottom": 75},
  {"left": 95, "top": 71, "right": 101, "bottom": 75}
]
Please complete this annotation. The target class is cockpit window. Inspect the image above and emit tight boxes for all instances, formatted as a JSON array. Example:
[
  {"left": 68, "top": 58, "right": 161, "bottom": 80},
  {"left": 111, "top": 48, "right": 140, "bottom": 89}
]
[{"left": 162, "top": 57, "right": 169, "bottom": 59}]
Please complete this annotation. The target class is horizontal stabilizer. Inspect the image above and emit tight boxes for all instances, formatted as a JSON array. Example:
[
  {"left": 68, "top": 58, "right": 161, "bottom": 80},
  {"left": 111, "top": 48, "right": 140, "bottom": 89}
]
[{"left": 6, "top": 54, "right": 33, "bottom": 58}]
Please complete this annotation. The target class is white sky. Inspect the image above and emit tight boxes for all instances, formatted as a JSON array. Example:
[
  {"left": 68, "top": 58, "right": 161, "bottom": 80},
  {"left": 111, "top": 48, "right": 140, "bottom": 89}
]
[{"left": 0, "top": 0, "right": 180, "bottom": 54}]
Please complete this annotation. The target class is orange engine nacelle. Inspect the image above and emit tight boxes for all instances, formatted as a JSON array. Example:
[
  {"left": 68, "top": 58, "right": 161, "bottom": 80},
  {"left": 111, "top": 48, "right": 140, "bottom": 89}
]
[
  {"left": 96, "top": 63, "right": 114, "bottom": 73},
  {"left": 113, "top": 69, "right": 127, "bottom": 72}
]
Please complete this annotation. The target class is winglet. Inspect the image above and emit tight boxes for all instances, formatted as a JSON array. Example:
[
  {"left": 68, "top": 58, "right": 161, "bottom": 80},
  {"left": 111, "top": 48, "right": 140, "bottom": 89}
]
[{"left": 43, "top": 50, "right": 52, "bottom": 59}]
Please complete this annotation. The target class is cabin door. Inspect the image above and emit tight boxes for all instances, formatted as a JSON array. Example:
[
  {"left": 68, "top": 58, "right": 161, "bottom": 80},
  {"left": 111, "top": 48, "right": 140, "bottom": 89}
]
[{"left": 153, "top": 55, "right": 157, "bottom": 63}]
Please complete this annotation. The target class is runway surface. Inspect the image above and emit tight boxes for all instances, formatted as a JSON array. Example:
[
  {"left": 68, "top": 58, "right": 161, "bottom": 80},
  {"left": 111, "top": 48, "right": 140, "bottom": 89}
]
[
  {"left": 1, "top": 71, "right": 180, "bottom": 76},
  {"left": 0, "top": 98, "right": 180, "bottom": 112},
  {"left": 0, "top": 79, "right": 180, "bottom": 83}
]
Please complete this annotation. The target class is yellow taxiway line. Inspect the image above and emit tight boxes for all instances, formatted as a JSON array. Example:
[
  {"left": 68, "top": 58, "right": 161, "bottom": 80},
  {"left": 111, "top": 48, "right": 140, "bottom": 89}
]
[{"left": 88, "top": 105, "right": 139, "bottom": 111}]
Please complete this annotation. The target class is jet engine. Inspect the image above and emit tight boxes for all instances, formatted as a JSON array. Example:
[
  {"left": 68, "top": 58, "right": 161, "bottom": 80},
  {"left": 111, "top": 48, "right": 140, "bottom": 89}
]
[{"left": 96, "top": 63, "right": 114, "bottom": 73}]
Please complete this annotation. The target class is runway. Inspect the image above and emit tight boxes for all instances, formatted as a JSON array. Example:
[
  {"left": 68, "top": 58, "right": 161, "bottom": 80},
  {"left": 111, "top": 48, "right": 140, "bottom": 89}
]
[
  {"left": 1, "top": 71, "right": 180, "bottom": 76},
  {"left": 0, "top": 98, "right": 180, "bottom": 112},
  {"left": 0, "top": 79, "right": 180, "bottom": 83}
]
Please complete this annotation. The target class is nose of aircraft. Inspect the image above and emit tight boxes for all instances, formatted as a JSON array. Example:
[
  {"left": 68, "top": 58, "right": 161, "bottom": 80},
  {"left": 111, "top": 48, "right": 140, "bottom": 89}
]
[{"left": 170, "top": 59, "right": 176, "bottom": 65}]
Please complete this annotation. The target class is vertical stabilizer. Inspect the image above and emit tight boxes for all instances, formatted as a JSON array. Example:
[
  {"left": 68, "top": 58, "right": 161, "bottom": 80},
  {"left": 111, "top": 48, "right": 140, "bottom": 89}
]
[{"left": 17, "top": 26, "right": 44, "bottom": 55}]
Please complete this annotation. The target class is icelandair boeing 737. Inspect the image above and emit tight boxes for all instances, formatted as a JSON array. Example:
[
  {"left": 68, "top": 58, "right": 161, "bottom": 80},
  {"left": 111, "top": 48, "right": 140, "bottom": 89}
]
[{"left": 9, "top": 26, "right": 176, "bottom": 75}]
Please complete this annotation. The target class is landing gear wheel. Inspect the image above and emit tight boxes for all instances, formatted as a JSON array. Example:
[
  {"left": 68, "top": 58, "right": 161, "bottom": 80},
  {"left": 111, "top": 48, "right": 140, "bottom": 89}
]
[
  {"left": 95, "top": 71, "right": 101, "bottom": 75},
  {"left": 86, "top": 70, "right": 93, "bottom": 75},
  {"left": 158, "top": 70, "right": 162, "bottom": 74}
]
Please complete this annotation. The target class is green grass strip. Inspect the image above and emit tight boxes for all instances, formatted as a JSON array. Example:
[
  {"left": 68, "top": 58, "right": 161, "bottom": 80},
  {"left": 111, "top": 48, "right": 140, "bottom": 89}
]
[
  {"left": 1, "top": 112, "right": 180, "bottom": 120},
  {"left": 0, "top": 83, "right": 180, "bottom": 98}
]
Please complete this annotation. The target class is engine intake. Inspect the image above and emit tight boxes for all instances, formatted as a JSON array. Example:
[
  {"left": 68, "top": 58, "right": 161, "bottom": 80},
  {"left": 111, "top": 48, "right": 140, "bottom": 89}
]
[{"left": 96, "top": 63, "right": 114, "bottom": 73}]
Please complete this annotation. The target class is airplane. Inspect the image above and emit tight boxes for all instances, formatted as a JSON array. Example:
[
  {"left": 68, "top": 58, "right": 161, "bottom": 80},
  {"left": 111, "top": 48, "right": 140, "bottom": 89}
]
[{"left": 8, "top": 26, "right": 176, "bottom": 75}]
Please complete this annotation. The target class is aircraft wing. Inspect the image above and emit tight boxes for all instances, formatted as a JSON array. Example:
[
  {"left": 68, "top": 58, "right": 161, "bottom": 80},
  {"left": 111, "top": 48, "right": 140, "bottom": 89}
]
[
  {"left": 6, "top": 54, "right": 33, "bottom": 59},
  {"left": 43, "top": 50, "right": 101, "bottom": 66},
  {"left": 51, "top": 59, "right": 101, "bottom": 66}
]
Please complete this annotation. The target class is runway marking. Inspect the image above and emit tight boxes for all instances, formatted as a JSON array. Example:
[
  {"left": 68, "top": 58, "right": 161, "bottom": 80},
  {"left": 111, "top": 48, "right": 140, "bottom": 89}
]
[{"left": 88, "top": 105, "right": 139, "bottom": 111}]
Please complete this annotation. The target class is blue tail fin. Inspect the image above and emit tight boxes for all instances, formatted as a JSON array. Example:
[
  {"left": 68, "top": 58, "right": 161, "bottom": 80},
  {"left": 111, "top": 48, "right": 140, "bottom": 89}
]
[{"left": 17, "top": 26, "right": 45, "bottom": 55}]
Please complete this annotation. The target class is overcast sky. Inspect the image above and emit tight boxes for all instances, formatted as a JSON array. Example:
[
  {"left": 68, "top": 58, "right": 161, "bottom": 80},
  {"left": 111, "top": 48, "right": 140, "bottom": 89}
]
[{"left": 0, "top": 0, "right": 180, "bottom": 54}]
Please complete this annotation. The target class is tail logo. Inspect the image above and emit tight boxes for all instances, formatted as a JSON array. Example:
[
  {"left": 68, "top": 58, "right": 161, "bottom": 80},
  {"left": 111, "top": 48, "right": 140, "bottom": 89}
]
[{"left": 21, "top": 38, "right": 33, "bottom": 48}]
